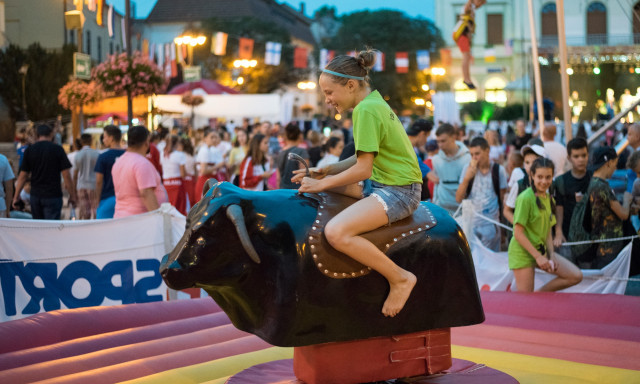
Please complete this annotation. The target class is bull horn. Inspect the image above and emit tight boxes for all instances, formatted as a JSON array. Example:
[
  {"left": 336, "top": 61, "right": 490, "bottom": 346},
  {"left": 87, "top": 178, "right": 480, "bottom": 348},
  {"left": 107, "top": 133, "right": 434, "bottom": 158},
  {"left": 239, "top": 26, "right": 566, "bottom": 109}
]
[
  {"left": 226, "top": 204, "right": 261, "bottom": 264},
  {"left": 202, "top": 178, "right": 219, "bottom": 197}
]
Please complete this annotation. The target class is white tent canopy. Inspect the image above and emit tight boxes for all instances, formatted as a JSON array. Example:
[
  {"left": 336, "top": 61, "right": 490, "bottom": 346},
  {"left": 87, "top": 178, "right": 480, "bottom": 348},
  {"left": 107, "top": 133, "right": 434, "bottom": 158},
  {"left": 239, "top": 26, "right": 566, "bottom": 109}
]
[{"left": 154, "top": 93, "right": 293, "bottom": 125}]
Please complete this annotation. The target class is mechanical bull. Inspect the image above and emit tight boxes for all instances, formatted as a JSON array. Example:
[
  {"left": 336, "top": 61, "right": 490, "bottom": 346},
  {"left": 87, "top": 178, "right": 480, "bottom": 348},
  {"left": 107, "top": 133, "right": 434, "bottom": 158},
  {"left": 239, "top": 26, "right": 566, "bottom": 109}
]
[{"left": 160, "top": 181, "right": 484, "bottom": 347}]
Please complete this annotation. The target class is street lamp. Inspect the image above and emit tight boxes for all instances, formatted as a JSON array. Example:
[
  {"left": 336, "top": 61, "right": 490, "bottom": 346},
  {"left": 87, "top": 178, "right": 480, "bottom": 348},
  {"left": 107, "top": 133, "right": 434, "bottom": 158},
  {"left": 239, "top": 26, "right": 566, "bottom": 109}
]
[
  {"left": 19, "top": 64, "right": 29, "bottom": 120},
  {"left": 297, "top": 81, "right": 316, "bottom": 90},
  {"left": 174, "top": 33, "right": 207, "bottom": 65},
  {"left": 233, "top": 59, "right": 258, "bottom": 68}
]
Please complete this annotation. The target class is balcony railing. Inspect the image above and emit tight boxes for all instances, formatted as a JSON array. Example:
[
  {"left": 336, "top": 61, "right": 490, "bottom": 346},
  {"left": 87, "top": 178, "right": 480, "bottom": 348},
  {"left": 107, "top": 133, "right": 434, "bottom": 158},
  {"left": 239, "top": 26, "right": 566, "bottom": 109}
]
[{"left": 539, "top": 33, "right": 640, "bottom": 47}]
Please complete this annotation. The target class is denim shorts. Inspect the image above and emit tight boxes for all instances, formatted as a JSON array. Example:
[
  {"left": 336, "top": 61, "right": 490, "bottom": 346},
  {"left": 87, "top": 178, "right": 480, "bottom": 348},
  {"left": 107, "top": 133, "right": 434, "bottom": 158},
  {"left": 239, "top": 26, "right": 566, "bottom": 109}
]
[{"left": 365, "top": 180, "right": 422, "bottom": 224}]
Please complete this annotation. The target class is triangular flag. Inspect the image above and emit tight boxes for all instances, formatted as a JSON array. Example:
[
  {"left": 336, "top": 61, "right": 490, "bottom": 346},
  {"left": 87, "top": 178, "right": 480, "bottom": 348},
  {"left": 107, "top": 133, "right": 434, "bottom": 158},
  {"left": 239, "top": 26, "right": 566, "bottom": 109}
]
[
  {"left": 416, "top": 50, "right": 431, "bottom": 70},
  {"left": 96, "top": 0, "right": 104, "bottom": 26},
  {"left": 440, "top": 48, "right": 452, "bottom": 67},
  {"left": 294, "top": 47, "right": 308, "bottom": 69},
  {"left": 484, "top": 47, "right": 496, "bottom": 63},
  {"left": 373, "top": 51, "right": 385, "bottom": 72},
  {"left": 395, "top": 52, "right": 409, "bottom": 73},
  {"left": 265, "top": 42, "right": 282, "bottom": 66},
  {"left": 212, "top": 32, "right": 228, "bottom": 56},
  {"left": 238, "top": 37, "right": 254, "bottom": 59}
]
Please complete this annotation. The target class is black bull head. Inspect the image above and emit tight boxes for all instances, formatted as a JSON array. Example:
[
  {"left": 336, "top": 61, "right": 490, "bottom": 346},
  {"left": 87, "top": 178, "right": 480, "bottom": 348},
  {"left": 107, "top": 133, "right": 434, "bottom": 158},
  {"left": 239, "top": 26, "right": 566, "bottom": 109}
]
[{"left": 160, "top": 181, "right": 484, "bottom": 347}]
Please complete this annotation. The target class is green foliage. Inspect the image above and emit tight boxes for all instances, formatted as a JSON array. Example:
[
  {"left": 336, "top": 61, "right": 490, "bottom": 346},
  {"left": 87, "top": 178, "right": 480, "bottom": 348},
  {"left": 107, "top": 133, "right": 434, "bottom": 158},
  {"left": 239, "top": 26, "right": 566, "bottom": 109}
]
[
  {"left": 0, "top": 43, "right": 74, "bottom": 122},
  {"left": 201, "top": 17, "right": 308, "bottom": 93},
  {"left": 325, "top": 10, "right": 445, "bottom": 111}
]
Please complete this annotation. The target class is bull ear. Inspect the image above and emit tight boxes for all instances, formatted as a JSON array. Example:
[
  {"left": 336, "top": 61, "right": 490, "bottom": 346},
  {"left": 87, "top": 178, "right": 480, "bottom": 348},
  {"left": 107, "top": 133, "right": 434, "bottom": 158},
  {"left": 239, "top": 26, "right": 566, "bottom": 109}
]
[
  {"left": 226, "top": 204, "right": 261, "bottom": 264},
  {"left": 202, "top": 178, "right": 219, "bottom": 197}
]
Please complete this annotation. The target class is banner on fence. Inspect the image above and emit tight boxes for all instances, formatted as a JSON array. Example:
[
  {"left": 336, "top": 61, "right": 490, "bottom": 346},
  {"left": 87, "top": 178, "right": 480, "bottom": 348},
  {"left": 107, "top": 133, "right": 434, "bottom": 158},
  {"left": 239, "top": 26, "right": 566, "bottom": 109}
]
[{"left": 0, "top": 204, "right": 186, "bottom": 322}]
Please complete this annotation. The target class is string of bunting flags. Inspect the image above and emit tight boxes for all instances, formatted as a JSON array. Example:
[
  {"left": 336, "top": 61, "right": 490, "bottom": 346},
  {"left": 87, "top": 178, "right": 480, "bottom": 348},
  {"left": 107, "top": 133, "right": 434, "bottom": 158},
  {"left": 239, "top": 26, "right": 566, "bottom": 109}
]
[{"left": 141, "top": 29, "right": 460, "bottom": 78}]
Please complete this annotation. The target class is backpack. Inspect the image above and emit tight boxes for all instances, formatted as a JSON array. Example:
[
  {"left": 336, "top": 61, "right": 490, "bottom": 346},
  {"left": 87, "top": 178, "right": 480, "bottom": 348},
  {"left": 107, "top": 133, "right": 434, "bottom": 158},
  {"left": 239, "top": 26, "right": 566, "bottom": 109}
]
[
  {"left": 568, "top": 182, "right": 594, "bottom": 256},
  {"left": 465, "top": 162, "right": 502, "bottom": 211}
]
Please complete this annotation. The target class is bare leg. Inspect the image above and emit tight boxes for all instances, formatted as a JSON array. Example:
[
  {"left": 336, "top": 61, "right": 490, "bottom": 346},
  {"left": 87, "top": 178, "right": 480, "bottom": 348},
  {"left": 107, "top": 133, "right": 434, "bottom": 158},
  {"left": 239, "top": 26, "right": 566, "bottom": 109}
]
[
  {"left": 539, "top": 254, "right": 583, "bottom": 292},
  {"left": 512, "top": 267, "right": 535, "bottom": 292},
  {"left": 324, "top": 196, "right": 417, "bottom": 317},
  {"left": 462, "top": 52, "right": 473, "bottom": 85}
]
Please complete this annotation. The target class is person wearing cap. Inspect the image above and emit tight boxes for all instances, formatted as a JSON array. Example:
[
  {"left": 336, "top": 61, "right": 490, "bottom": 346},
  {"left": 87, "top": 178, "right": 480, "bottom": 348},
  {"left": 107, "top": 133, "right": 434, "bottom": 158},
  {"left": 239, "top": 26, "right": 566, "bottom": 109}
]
[
  {"left": 406, "top": 119, "right": 433, "bottom": 184},
  {"left": 503, "top": 140, "right": 546, "bottom": 224},
  {"left": 586, "top": 146, "right": 633, "bottom": 269}
]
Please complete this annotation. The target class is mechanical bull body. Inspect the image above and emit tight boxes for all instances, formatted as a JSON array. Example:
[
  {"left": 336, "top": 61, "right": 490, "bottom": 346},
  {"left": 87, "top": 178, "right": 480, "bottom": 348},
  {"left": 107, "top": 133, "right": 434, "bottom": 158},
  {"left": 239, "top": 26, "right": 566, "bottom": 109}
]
[{"left": 160, "top": 181, "right": 484, "bottom": 347}]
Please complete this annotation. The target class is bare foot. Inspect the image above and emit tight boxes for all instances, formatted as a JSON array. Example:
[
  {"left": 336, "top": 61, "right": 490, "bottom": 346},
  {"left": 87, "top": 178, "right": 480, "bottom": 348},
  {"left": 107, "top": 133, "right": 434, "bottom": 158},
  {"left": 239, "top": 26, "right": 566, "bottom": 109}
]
[{"left": 382, "top": 271, "right": 417, "bottom": 317}]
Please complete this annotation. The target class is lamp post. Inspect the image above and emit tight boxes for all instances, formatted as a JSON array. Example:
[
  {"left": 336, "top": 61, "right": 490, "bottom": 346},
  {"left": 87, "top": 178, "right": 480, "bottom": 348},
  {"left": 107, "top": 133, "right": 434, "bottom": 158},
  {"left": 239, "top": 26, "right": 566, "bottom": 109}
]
[
  {"left": 174, "top": 34, "right": 207, "bottom": 66},
  {"left": 19, "top": 64, "right": 28, "bottom": 120}
]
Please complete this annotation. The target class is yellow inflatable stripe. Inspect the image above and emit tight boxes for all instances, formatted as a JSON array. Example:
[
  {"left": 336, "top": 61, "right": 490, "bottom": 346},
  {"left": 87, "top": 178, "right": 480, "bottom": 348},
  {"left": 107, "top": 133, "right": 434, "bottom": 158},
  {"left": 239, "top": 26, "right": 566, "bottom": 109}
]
[
  {"left": 118, "top": 347, "right": 293, "bottom": 384},
  {"left": 452, "top": 345, "right": 640, "bottom": 384}
]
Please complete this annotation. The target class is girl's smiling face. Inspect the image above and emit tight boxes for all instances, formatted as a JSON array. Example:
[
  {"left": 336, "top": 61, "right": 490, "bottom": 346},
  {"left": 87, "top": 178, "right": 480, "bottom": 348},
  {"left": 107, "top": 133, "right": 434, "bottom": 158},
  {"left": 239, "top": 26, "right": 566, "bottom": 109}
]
[
  {"left": 532, "top": 166, "right": 553, "bottom": 193},
  {"left": 319, "top": 74, "right": 356, "bottom": 113}
]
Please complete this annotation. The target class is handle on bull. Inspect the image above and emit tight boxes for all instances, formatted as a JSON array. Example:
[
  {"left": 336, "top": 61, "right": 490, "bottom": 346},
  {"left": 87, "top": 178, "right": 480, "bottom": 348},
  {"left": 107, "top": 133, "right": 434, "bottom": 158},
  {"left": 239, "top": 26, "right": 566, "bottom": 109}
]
[{"left": 288, "top": 152, "right": 310, "bottom": 177}]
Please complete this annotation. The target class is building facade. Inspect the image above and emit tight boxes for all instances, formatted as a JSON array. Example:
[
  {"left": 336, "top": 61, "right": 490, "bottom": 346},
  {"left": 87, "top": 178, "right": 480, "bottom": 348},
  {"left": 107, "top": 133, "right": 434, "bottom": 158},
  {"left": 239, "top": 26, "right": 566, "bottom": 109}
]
[
  {"left": 3, "top": 0, "right": 126, "bottom": 62},
  {"left": 435, "top": 0, "right": 640, "bottom": 120}
]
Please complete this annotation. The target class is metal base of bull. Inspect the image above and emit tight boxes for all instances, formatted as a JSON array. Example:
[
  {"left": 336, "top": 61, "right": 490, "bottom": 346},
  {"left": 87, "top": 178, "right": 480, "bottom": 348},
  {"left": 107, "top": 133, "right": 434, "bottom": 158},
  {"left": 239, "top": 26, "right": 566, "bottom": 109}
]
[{"left": 293, "top": 329, "right": 452, "bottom": 384}]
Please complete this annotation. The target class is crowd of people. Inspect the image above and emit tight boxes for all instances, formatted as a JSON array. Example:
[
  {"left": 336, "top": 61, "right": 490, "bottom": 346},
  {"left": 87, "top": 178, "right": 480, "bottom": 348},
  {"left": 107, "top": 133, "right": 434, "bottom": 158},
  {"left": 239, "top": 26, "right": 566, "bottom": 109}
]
[{"left": 3, "top": 113, "right": 639, "bottom": 293}]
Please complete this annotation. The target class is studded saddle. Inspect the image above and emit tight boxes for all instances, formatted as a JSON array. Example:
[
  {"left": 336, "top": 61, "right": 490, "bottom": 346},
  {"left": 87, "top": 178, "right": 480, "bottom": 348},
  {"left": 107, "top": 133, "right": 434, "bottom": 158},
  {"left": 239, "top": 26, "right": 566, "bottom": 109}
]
[{"left": 306, "top": 192, "right": 437, "bottom": 279}]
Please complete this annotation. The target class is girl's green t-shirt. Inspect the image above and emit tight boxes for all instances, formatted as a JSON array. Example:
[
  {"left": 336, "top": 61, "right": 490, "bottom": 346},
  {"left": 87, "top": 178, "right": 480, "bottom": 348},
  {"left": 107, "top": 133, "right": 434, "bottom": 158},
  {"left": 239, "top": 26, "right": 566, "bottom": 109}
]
[
  {"left": 352, "top": 90, "right": 422, "bottom": 186},
  {"left": 508, "top": 187, "right": 556, "bottom": 269}
]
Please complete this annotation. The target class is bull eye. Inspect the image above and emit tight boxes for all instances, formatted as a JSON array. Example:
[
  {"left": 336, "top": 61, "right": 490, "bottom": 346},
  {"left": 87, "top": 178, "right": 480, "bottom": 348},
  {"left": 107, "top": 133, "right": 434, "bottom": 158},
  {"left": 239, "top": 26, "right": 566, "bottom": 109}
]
[{"left": 196, "top": 237, "right": 206, "bottom": 246}]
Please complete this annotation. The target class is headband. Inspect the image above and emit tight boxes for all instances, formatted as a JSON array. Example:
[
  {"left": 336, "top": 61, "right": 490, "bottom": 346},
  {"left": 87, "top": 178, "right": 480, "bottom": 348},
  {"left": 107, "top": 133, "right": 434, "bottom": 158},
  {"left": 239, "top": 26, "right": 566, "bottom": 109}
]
[{"left": 322, "top": 69, "right": 365, "bottom": 81}]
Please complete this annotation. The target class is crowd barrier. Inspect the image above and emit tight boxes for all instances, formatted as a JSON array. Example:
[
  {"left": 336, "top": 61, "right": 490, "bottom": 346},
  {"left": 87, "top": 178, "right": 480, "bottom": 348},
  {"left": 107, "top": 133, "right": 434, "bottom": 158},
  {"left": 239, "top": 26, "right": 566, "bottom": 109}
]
[
  {"left": 0, "top": 204, "right": 186, "bottom": 322},
  {"left": 0, "top": 198, "right": 634, "bottom": 323},
  {"left": 455, "top": 199, "right": 632, "bottom": 294}
]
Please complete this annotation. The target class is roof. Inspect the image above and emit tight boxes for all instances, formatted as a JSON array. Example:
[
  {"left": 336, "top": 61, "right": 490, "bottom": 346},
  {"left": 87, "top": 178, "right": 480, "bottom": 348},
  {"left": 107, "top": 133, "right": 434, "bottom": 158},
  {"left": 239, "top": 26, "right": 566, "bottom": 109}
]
[{"left": 146, "top": 0, "right": 314, "bottom": 45}]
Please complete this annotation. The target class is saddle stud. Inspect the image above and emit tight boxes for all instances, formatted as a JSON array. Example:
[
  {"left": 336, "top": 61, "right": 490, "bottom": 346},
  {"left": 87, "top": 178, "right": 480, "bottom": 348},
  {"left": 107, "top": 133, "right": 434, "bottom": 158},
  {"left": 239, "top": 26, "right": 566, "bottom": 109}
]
[
  {"left": 313, "top": 254, "right": 318, "bottom": 259},
  {"left": 312, "top": 226, "right": 316, "bottom": 230},
  {"left": 318, "top": 263, "right": 323, "bottom": 267}
]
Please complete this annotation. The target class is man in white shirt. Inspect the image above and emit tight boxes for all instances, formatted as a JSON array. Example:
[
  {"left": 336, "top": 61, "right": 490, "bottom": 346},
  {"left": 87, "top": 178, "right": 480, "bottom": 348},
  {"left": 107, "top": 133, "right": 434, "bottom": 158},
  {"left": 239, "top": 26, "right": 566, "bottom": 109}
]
[{"left": 541, "top": 123, "right": 568, "bottom": 177}]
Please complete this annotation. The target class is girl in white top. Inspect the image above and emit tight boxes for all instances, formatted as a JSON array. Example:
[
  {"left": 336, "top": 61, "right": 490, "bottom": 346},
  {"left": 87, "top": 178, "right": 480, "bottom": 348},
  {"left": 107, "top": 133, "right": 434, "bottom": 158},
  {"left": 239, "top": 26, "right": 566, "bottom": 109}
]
[
  {"left": 181, "top": 137, "right": 197, "bottom": 211},
  {"left": 162, "top": 135, "right": 187, "bottom": 214},
  {"left": 316, "top": 136, "right": 344, "bottom": 169}
]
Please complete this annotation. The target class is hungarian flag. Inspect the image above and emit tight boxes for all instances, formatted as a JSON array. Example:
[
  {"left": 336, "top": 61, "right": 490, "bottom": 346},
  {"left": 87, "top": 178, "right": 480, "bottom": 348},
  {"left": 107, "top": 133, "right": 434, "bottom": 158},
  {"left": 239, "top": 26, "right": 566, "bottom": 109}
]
[
  {"left": 238, "top": 38, "right": 254, "bottom": 59},
  {"left": 211, "top": 32, "right": 228, "bottom": 56},
  {"left": 373, "top": 51, "right": 385, "bottom": 72},
  {"left": 319, "top": 49, "right": 335, "bottom": 69},
  {"left": 294, "top": 47, "right": 308, "bottom": 69},
  {"left": 265, "top": 42, "right": 282, "bottom": 66},
  {"left": 395, "top": 52, "right": 409, "bottom": 73}
]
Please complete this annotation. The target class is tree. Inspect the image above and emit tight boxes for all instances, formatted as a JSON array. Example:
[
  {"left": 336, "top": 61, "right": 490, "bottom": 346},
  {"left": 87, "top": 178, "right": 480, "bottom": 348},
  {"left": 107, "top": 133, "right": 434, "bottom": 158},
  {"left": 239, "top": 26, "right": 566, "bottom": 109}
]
[
  {"left": 201, "top": 17, "right": 309, "bottom": 94},
  {"left": 0, "top": 43, "right": 74, "bottom": 123},
  {"left": 325, "top": 10, "right": 445, "bottom": 112}
]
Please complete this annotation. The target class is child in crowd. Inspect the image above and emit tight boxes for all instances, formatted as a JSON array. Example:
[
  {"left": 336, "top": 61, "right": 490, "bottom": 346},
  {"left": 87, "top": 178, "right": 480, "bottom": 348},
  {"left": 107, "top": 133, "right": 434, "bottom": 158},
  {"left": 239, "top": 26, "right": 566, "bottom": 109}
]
[
  {"left": 317, "top": 137, "right": 344, "bottom": 168},
  {"left": 587, "top": 147, "right": 632, "bottom": 269},
  {"left": 239, "top": 133, "right": 274, "bottom": 191},
  {"left": 508, "top": 157, "right": 582, "bottom": 292},
  {"left": 161, "top": 135, "right": 187, "bottom": 215},
  {"left": 552, "top": 138, "right": 591, "bottom": 250},
  {"left": 503, "top": 142, "right": 545, "bottom": 223},
  {"left": 293, "top": 49, "right": 422, "bottom": 317}
]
